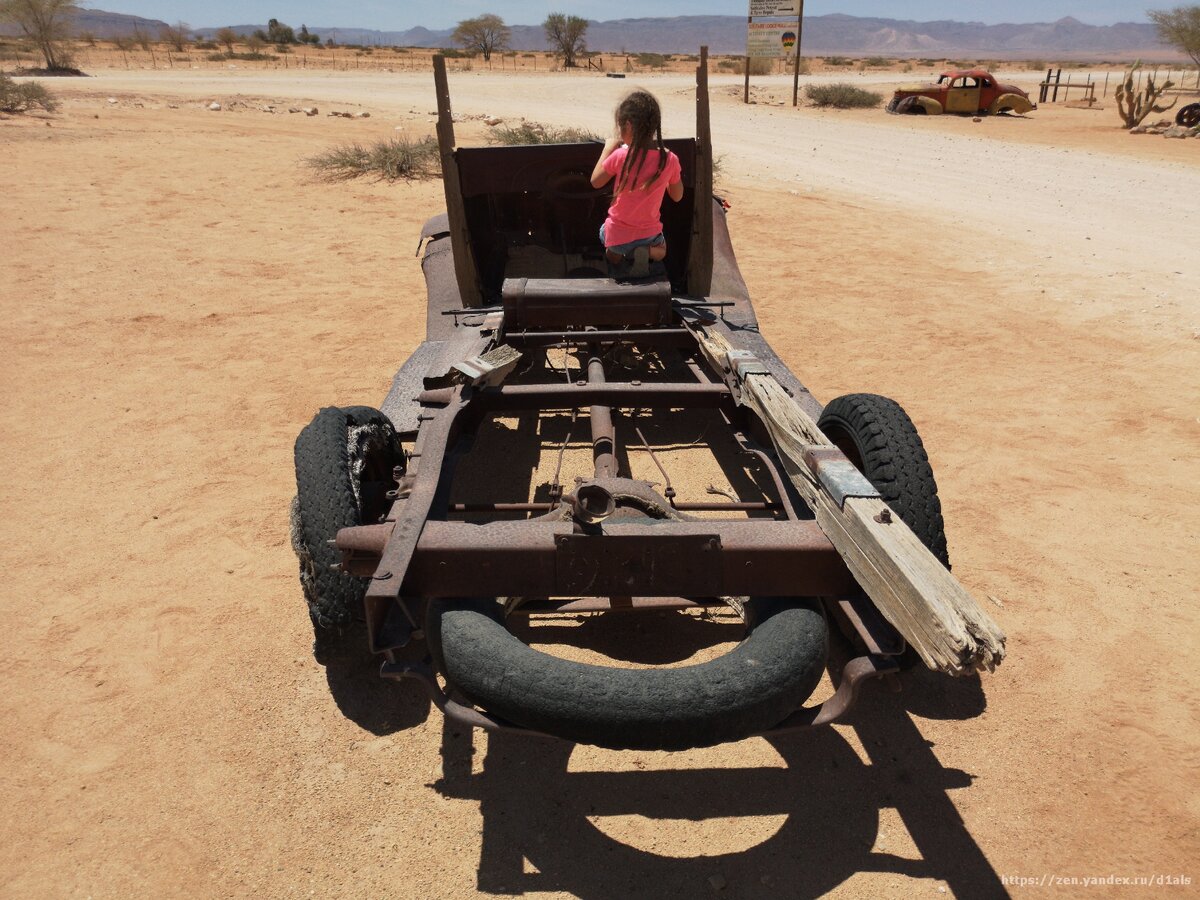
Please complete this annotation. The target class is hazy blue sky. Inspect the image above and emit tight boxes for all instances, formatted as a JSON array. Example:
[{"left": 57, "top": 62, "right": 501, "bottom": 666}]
[{"left": 96, "top": 2, "right": 1156, "bottom": 31}]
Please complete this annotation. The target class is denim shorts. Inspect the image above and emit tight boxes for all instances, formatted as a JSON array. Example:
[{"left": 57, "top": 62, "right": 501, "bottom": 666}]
[{"left": 599, "top": 224, "right": 665, "bottom": 257}]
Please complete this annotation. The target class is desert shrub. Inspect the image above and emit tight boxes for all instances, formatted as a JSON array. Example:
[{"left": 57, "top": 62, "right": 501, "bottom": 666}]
[
  {"left": 194, "top": 40, "right": 218, "bottom": 50},
  {"left": 307, "top": 136, "right": 441, "bottom": 182},
  {"left": 206, "top": 51, "right": 271, "bottom": 62},
  {"left": 439, "top": 47, "right": 469, "bottom": 58},
  {"left": 112, "top": 35, "right": 136, "bottom": 51},
  {"left": 863, "top": 56, "right": 891, "bottom": 67},
  {"left": 78, "top": 31, "right": 96, "bottom": 46},
  {"left": 805, "top": 83, "right": 882, "bottom": 108},
  {"left": 745, "top": 56, "right": 773, "bottom": 75},
  {"left": 488, "top": 121, "right": 600, "bottom": 145},
  {"left": 917, "top": 58, "right": 942, "bottom": 66},
  {"left": 716, "top": 59, "right": 739, "bottom": 71},
  {"left": 637, "top": 52, "right": 667, "bottom": 68},
  {"left": 0, "top": 74, "right": 58, "bottom": 113},
  {"left": 824, "top": 56, "right": 851, "bottom": 66}
]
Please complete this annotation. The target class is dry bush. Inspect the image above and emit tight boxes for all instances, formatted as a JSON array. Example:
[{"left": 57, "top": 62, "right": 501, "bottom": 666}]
[
  {"left": 636, "top": 52, "right": 667, "bottom": 69},
  {"left": 0, "top": 73, "right": 58, "bottom": 113},
  {"left": 488, "top": 121, "right": 600, "bottom": 145},
  {"left": 306, "top": 136, "right": 441, "bottom": 182},
  {"left": 862, "top": 56, "right": 891, "bottom": 67},
  {"left": 824, "top": 56, "right": 852, "bottom": 66},
  {"left": 805, "top": 83, "right": 883, "bottom": 108}
]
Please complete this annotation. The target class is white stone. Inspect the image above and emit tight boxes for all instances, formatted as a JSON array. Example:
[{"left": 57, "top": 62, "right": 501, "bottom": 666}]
[{"left": 208, "top": 101, "right": 222, "bottom": 111}]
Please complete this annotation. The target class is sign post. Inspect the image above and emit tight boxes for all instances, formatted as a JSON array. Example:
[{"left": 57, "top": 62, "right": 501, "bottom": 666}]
[{"left": 744, "top": 0, "right": 805, "bottom": 106}]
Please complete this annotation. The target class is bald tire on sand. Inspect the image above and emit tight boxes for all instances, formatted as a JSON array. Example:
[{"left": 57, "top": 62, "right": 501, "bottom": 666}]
[
  {"left": 429, "top": 597, "right": 828, "bottom": 751},
  {"left": 292, "top": 405, "right": 397, "bottom": 630}
]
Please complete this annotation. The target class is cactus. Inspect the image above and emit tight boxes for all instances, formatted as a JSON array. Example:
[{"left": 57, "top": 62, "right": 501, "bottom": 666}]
[{"left": 1115, "top": 61, "right": 1177, "bottom": 128}]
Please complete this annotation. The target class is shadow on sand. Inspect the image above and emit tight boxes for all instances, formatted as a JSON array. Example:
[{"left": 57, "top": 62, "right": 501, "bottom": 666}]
[{"left": 419, "top": 616, "right": 1005, "bottom": 898}]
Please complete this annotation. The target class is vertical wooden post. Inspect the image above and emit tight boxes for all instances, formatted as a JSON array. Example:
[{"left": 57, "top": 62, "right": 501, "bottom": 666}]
[
  {"left": 687, "top": 46, "right": 714, "bottom": 298},
  {"left": 791, "top": 0, "right": 805, "bottom": 107},
  {"left": 744, "top": 14, "right": 751, "bottom": 104},
  {"left": 1103, "top": 71, "right": 1110, "bottom": 97},
  {"left": 433, "top": 55, "right": 482, "bottom": 309}
]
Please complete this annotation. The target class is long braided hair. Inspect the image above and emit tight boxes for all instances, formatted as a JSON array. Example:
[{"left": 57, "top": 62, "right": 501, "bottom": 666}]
[{"left": 613, "top": 91, "right": 668, "bottom": 196}]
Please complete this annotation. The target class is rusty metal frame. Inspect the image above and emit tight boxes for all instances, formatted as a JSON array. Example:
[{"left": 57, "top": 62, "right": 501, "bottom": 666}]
[{"left": 344, "top": 52, "right": 918, "bottom": 740}]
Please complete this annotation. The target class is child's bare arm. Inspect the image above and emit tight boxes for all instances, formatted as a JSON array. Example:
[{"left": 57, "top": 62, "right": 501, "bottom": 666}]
[
  {"left": 667, "top": 179, "right": 684, "bottom": 202},
  {"left": 591, "top": 134, "right": 621, "bottom": 188}
]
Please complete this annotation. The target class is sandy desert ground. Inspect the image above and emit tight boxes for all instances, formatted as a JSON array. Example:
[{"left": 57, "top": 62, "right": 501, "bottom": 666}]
[{"left": 2, "top": 64, "right": 1199, "bottom": 898}]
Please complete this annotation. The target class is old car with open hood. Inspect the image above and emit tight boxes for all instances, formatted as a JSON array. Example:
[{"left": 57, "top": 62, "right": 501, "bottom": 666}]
[{"left": 887, "top": 68, "right": 1036, "bottom": 116}]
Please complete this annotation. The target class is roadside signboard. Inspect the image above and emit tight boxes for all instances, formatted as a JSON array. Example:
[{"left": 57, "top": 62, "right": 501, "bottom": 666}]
[
  {"left": 749, "top": 0, "right": 800, "bottom": 15},
  {"left": 747, "top": 21, "right": 798, "bottom": 58}
]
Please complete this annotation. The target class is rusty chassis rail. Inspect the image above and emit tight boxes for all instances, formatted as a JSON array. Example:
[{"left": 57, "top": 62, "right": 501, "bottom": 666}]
[{"left": 348, "top": 316, "right": 909, "bottom": 732}]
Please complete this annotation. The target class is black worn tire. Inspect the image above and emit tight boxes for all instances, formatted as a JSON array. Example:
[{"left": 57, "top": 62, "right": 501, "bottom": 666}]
[
  {"left": 818, "top": 393, "right": 950, "bottom": 568},
  {"left": 292, "top": 406, "right": 398, "bottom": 629},
  {"left": 1177, "top": 103, "right": 1200, "bottom": 128},
  {"left": 429, "top": 597, "right": 828, "bottom": 751}
]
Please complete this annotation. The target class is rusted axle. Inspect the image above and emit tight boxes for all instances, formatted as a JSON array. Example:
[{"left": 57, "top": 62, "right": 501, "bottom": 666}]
[{"left": 338, "top": 519, "right": 856, "bottom": 597}]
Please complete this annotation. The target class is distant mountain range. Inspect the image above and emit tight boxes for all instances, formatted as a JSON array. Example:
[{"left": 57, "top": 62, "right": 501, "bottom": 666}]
[{"left": 6, "top": 9, "right": 1178, "bottom": 61}]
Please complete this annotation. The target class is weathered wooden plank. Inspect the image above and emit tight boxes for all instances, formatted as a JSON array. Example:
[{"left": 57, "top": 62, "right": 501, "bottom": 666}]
[
  {"left": 433, "top": 55, "right": 482, "bottom": 309},
  {"left": 685, "top": 315, "right": 1006, "bottom": 675},
  {"left": 686, "top": 46, "right": 713, "bottom": 298}
]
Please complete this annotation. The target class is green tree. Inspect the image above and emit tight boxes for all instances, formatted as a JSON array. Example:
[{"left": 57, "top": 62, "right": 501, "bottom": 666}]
[
  {"left": 452, "top": 14, "right": 510, "bottom": 62},
  {"left": 266, "top": 17, "right": 296, "bottom": 45},
  {"left": 543, "top": 12, "right": 587, "bottom": 68},
  {"left": 215, "top": 26, "right": 238, "bottom": 52},
  {"left": 1149, "top": 5, "right": 1200, "bottom": 68},
  {"left": 298, "top": 24, "right": 319, "bottom": 45},
  {"left": 0, "top": 0, "right": 79, "bottom": 71}
]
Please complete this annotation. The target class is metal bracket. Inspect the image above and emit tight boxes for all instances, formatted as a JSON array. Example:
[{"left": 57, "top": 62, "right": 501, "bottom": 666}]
[
  {"left": 801, "top": 446, "right": 881, "bottom": 510},
  {"left": 725, "top": 349, "right": 770, "bottom": 380}
]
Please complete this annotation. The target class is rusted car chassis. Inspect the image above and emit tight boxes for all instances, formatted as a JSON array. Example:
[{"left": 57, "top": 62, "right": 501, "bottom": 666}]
[
  {"left": 292, "top": 52, "right": 1003, "bottom": 751},
  {"left": 336, "top": 309, "right": 908, "bottom": 737}
]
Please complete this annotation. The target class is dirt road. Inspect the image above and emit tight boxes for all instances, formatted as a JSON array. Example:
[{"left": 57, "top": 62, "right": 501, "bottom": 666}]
[{"left": 2, "top": 67, "right": 1198, "bottom": 897}]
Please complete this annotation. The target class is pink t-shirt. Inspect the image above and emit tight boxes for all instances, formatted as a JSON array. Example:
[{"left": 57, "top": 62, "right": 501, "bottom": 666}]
[{"left": 601, "top": 146, "right": 682, "bottom": 247}]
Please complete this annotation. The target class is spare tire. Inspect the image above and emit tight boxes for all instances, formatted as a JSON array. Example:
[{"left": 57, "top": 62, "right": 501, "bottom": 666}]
[
  {"left": 292, "top": 406, "right": 399, "bottom": 629},
  {"left": 817, "top": 393, "right": 949, "bottom": 568},
  {"left": 429, "top": 597, "right": 828, "bottom": 751}
]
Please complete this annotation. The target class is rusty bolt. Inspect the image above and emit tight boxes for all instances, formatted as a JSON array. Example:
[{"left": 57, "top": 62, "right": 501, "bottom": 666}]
[{"left": 874, "top": 509, "right": 893, "bottom": 524}]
